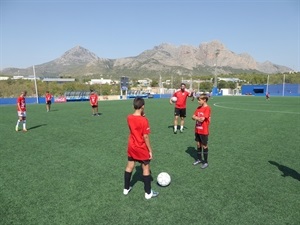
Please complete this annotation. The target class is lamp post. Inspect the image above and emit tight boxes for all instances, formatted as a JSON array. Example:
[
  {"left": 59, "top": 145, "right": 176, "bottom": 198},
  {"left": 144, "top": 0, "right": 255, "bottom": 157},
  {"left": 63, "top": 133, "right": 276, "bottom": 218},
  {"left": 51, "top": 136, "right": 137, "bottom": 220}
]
[
  {"left": 212, "top": 49, "right": 220, "bottom": 96},
  {"left": 214, "top": 49, "right": 220, "bottom": 88}
]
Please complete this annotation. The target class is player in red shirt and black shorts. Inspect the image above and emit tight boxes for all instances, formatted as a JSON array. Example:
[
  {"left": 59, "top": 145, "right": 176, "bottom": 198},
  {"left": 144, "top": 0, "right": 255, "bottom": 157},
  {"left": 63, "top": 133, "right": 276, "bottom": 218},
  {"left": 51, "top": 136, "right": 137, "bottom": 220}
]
[
  {"left": 45, "top": 91, "right": 52, "bottom": 112},
  {"left": 192, "top": 93, "right": 211, "bottom": 169},
  {"left": 89, "top": 90, "right": 99, "bottom": 116},
  {"left": 170, "top": 83, "right": 193, "bottom": 133},
  {"left": 15, "top": 91, "right": 27, "bottom": 132},
  {"left": 123, "top": 97, "right": 159, "bottom": 199}
]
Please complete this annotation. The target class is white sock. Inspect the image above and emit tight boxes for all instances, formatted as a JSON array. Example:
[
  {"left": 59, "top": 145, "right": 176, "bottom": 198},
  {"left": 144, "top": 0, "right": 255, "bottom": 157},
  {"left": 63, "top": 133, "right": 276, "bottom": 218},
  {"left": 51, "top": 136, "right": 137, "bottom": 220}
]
[
  {"left": 16, "top": 120, "right": 20, "bottom": 127},
  {"left": 23, "top": 120, "right": 26, "bottom": 129},
  {"left": 174, "top": 126, "right": 177, "bottom": 131},
  {"left": 180, "top": 126, "right": 183, "bottom": 130}
]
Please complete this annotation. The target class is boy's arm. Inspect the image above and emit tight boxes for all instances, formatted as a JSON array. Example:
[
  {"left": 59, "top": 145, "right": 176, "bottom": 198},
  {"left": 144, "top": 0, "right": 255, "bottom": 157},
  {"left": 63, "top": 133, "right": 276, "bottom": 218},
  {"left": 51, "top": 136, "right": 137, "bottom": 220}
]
[{"left": 143, "top": 134, "right": 153, "bottom": 159}]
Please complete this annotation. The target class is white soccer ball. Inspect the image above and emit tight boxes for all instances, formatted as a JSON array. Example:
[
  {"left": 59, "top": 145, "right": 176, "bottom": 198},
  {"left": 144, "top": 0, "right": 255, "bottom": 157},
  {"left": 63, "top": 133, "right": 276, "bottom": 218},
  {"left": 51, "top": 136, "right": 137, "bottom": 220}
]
[
  {"left": 171, "top": 96, "right": 177, "bottom": 103},
  {"left": 157, "top": 172, "right": 171, "bottom": 187}
]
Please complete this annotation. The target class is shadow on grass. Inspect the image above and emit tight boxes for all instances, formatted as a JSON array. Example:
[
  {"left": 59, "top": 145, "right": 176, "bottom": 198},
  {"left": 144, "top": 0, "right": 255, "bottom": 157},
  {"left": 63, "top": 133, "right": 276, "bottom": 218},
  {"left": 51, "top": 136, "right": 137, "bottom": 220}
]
[
  {"left": 130, "top": 165, "right": 154, "bottom": 187},
  {"left": 28, "top": 124, "right": 47, "bottom": 130},
  {"left": 185, "top": 146, "right": 197, "bottom": 161},
  {"left": 269, "top": 161, "right": 300, "bottom": 181}
]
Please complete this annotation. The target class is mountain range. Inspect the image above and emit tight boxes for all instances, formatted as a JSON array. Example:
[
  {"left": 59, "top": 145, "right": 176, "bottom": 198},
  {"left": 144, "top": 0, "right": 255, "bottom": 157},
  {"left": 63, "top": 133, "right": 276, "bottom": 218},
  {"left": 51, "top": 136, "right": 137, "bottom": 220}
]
[{"left": 1, "top": 40, "right": 292, "bottom": 78}]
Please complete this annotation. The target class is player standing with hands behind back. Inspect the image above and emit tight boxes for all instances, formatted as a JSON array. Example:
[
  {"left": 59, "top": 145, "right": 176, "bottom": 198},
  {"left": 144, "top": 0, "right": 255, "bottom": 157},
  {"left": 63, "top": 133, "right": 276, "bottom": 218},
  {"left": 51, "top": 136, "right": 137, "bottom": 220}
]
[
  {"left": 123, "top": 97, "right": 159, "bottom": 199},
  {"left": 192, "top": 93, "right": 211, "bottom": 169},
  {"left": 170, "top": 83, "right": 194, "bottom": 134}
]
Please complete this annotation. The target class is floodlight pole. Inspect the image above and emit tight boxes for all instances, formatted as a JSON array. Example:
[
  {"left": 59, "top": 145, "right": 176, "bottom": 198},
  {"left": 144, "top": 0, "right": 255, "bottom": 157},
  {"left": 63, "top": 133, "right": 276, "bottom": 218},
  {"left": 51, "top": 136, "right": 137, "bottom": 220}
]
[
  {"left": 214, "top": 49, "right": 220, "bottom": 88},
  {"left": 33, "top": 65, "right": 39, "bottom": 104}
]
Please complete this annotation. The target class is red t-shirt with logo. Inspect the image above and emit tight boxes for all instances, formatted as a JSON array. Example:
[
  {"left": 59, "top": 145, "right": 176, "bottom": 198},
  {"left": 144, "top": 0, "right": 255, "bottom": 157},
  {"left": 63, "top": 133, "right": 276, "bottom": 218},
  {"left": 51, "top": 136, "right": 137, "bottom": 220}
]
[
  {"left": 173, "top": 90, "right": 191, "bottom": 109},
  {"left": 17, "top": 96, "right": 26, "bottom": 112},
  {"left": 89, "top": 93, "right": 98, "bottom": 105},
  {"left": 127, "top": 114, "right": 151, "bottom": 160},
  {"left": 194, "top": 105, "right": 211, "bottom": 135}
]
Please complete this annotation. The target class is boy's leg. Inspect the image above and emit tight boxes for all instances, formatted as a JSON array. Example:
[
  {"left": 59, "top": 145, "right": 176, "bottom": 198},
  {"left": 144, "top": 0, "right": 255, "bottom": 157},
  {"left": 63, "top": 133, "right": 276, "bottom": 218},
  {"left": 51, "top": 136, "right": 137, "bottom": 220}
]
[
  {"left": 201, "top": 145, "right": 209, "bottom": 169},
  {"left": 193, "top": 142, "right": 203, "bottom": 165},
  {"left": 142, "top": 163, "right": 151, "bottom": 194},
  {"left": 124, "top": 160, "right": 135, "bottom": 194},
  {"left": 16, "top": 116, "right": 21, "bottom": 131},
  {"left": 22, "top": 117, "right": 27, "bottom": 131}
]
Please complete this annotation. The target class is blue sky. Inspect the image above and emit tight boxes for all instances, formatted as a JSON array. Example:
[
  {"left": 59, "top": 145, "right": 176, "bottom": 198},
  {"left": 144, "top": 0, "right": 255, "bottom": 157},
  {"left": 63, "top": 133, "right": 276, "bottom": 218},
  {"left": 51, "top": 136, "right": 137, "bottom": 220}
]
[{"left": 1, "top": 0, "right": 299, "bottom": 71}]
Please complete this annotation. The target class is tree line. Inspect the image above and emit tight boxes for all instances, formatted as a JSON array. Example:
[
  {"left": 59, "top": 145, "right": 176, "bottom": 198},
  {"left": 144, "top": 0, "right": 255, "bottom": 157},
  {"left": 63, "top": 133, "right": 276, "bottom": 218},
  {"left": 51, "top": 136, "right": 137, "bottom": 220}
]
[{"left": 0, "top": 72, "right": 299, "bottom": 98}]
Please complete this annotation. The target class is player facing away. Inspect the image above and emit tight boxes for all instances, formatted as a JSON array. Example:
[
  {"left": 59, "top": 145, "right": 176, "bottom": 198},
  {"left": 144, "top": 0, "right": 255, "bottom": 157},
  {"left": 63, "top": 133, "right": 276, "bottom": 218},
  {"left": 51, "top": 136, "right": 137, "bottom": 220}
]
[
  {"left": 89, "top": 90, "right": 99, "bottom": 116},
  {"left": 15, "top": 91, "right": 27, "bottom": 132},
  {"left": 45, "top": 91, "right": 52, "bottom": 112},
  {"left": 170, "top": 83, "right": 194, "bottom": 134},
  {"left": 123, "top": 97, "right": 159, "bottom": 199},
  {"left": 266, "top": 92, "right": 270, "bottom": 100},
  {"left": 192, "top": 94, "right": 211, "bottom": 169}
]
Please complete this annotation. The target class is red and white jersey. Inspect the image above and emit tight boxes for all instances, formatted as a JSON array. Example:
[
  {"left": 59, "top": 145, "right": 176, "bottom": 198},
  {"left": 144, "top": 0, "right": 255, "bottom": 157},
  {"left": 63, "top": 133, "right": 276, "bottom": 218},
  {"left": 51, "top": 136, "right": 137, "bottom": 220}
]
[
  {"left": 173, "top": 89, "right": 191, "bottom": 109},
  {"left": 89, "top": 93, "right": 98, "bottom": 105},
  {"left": 45, "top": 93, "right": 52, "bottom": 101},
  {"left": 17, "top": 96, "right": 26, "bottom": 112},
  {"left": 194, "top": 105, "right": 211, "bottom": 135},
  {"left": 127, "top": 114, "right": 151, "bottom": 160}
]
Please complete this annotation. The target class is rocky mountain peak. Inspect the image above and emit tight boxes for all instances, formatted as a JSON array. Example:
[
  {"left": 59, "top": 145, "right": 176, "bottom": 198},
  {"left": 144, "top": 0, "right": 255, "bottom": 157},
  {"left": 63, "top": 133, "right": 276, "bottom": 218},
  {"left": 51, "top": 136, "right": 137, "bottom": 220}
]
[{"left": 55, "top": 45, "right": 99, "bottom": 65}]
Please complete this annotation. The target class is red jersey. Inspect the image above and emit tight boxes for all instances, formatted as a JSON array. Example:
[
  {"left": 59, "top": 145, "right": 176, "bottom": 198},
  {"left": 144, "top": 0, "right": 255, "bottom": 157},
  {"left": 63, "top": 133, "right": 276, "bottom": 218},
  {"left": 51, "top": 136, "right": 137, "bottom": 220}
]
[
  {"left": 173, "top": 89, "right": 191, "bottom": 109},
  {"left": 17, "top": 96, "right": 26, "bottom": 112},
  {"left": 127, "top": 114, "right": 151, "bottom": 160},
  {"left": 194, "top": 105, "right": 211, "bottom": 135},
  {"left": 45, "top": 93, "right": 52, "bottom": 101},
  {"left": 89, "top": 93, "right": 98, "bottom": 105}
]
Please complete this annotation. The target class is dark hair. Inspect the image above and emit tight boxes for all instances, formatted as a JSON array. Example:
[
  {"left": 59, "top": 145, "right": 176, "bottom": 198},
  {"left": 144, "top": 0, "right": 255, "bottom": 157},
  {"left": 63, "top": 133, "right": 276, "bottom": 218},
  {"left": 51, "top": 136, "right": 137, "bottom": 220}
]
[
  {"left": 180, "top": 83, "right": 186, "bottom": 86},
  {"left": 133, "top": 97, "right": 145, "bottom": 109},
  {"left": 198, "top": 93, "right": 209, "bottom": 102}
]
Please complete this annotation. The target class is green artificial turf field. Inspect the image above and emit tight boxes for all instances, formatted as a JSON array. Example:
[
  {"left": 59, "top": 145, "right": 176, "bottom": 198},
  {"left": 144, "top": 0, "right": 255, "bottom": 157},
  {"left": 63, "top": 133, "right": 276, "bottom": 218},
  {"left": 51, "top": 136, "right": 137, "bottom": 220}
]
[{"left": 1, "top": 96, "right": 299, "bottom": 225}]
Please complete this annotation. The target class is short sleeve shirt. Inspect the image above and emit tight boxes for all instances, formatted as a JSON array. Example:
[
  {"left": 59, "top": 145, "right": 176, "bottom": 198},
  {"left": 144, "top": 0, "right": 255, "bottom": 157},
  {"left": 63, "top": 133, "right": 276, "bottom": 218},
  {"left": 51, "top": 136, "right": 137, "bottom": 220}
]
[{"left": 127, "top": 114, "right": 151, "bottom": 160}]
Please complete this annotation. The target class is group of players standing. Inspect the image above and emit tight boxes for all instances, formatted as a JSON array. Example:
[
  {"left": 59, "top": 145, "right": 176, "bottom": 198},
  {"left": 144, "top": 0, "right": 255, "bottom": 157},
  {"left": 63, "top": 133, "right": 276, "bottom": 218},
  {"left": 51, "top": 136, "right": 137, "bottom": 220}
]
[{"left": 123, "top": 83, "right": 211, "bottom": 199}]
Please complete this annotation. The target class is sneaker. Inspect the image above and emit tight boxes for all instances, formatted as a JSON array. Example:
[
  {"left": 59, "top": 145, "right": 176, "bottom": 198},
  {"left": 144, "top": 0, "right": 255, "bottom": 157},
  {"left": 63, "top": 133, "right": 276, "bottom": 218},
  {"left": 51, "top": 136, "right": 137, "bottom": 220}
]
[
  {"left": 201, "top": 163, "right": 209, "bottom": 169},
  {"left": 174, "top": 129, "right": 177, "bottom": 134},
  {"left": 23, "top": 129, "right": 28, "bottom": 132},
  {"left": 15, "top": 126, "right": 19, "bottom": 132},
  {"left": 193, "top": 159, "right": 202, "bottom": 166},
  {"left": 123, "top": 186, "right": 132, "bottom": 195},
  {"left": 180, "top": 129, "right": 183, "bottom": 133},
  {"left": 145, "top": 190, "right": 159, "bottom": 199}
]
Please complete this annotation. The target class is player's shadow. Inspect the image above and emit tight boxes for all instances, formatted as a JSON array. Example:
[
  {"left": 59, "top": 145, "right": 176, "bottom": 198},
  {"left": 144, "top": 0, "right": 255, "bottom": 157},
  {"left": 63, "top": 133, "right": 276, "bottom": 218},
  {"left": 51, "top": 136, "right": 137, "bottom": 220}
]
[
  {"left": 269, "top": 161, "right": 300, "bottom": 181},
  {"left": 185, "top": 146, "right": 197, "bottom": 161},
  {"left": 28, "top": 124, "right": 47, "bottom": 130},
  {"left": 130, "top": 165, "right": 153, "bottom": 187}
]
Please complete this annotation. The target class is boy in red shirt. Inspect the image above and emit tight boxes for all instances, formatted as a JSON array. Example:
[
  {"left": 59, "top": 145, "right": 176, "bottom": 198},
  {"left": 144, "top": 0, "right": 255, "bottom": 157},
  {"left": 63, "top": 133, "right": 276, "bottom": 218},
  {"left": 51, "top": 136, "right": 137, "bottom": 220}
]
[
  {"left": 16, "top": 91, "right": 27, "bottom": 132},
  {"left": 89, "top": 90, "right": 99, "bottom": 116},
  {"left": 45, "top": 91, "right": 52, "bottom": 112},
  {"left": 192, "top": 94, "right": 211, "bottom": 169},
  {"left": 170, "top": 83, "right": 193, "bottom": 133},
  {"left": 123, "top": 97, "right": 159, "bottom": 199}
]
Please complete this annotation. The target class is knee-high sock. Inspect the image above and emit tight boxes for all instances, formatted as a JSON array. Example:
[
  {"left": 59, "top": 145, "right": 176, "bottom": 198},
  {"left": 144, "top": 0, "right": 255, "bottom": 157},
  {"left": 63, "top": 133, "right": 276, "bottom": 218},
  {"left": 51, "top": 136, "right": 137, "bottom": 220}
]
[
  {"left": 124, "top": 171, "right": 132, "bottom": 189},
  {"left": 143, "top": 175, "right": 151, "bottom": 194}
]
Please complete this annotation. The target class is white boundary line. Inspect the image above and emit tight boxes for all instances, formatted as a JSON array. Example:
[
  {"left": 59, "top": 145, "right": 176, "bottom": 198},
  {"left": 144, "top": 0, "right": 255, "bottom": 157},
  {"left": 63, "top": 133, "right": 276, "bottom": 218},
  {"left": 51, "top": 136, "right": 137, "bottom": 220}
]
[{"left": 213, "top": 102, "right": 300, "bottom": 115}]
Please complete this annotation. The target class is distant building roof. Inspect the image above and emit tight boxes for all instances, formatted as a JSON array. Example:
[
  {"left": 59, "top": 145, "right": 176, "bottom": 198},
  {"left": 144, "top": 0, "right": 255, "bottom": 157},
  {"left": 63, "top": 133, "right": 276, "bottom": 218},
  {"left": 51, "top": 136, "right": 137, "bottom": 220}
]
[{"left": 42, "top": 78, "right": 75, "bottom": 82}]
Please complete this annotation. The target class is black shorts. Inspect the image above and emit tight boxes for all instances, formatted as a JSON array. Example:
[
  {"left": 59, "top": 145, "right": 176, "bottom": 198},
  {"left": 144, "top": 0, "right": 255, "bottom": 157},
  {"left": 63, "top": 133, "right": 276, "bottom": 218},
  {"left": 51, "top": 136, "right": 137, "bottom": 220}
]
[
  {"left": 91, "top": 105, "right": 98, "bottom": 108},
  {"left": 195, "top": 133, "right": 209, "bottom": 145},
  {"left": 46, "top": 101, "right": 51, "bottom": 105},
  {"left": 174, "top": 108, "right": 186, "bottom": 117},
  {"left": 128, "top": 156, "right": 150, "bottom": 165}
]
